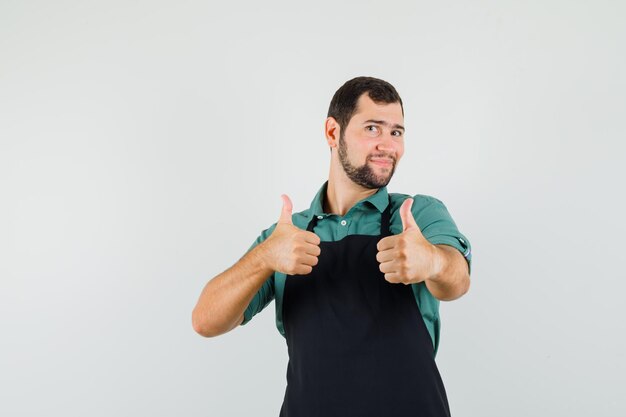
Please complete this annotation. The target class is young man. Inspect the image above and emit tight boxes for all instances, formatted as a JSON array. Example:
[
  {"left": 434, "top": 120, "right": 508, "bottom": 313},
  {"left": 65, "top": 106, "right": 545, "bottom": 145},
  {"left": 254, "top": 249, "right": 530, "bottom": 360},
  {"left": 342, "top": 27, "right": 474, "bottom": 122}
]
[{"left": 193, "top": 76, "right": 472, "bottom": 417}]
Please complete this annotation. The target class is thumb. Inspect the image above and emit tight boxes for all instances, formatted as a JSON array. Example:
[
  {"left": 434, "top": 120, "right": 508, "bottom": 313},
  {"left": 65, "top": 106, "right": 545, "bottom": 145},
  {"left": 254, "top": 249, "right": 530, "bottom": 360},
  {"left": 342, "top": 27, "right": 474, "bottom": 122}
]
[
  {"left": 400, "top": 198, "right": 419, "bottom": 233},
  {"left": 278, "top": 194, "right": 294, "bottom": 225}
]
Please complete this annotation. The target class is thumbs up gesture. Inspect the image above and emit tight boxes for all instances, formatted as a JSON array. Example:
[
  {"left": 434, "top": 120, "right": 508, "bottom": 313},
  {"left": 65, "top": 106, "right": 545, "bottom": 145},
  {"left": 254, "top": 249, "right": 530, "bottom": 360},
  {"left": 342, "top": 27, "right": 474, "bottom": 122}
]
[
  {"left": 376, "top": 198, "right": 438, "bottom": 284},
  {"left": 263, "top": 194, "right": 322, "bottom": 275}
]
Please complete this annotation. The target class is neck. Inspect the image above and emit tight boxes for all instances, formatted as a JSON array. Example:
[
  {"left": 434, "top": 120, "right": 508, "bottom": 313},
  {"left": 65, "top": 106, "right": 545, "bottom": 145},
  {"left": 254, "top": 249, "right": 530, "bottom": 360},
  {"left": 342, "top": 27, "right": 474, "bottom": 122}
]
[{"left": 324, "top": 159, "right": 379, "bottom": 216}]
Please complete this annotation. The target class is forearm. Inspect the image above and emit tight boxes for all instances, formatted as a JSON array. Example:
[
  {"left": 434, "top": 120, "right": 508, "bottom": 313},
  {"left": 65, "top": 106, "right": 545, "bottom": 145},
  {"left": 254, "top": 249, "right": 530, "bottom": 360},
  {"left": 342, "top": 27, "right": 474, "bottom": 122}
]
[
  {"left": 192, "top": 242, "right": 274, "bottom": 337},
  {"left": 425, "top": 244, "right": 470, "bottom": 301}
]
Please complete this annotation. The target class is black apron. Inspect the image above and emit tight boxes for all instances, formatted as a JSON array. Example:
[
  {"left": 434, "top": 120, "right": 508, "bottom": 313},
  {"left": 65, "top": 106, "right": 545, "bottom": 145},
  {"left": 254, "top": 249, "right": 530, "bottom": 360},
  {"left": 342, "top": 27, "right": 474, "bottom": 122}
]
[{"left": 279, "top": 196, "right": 451, "bottom": 417}]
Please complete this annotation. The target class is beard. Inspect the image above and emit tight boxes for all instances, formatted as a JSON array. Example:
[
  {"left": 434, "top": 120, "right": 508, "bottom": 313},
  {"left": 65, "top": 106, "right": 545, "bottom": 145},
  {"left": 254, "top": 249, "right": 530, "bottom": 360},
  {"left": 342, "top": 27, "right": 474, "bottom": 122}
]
[{"left": 337, "top": 131, "right": 397, "bottom": 189}]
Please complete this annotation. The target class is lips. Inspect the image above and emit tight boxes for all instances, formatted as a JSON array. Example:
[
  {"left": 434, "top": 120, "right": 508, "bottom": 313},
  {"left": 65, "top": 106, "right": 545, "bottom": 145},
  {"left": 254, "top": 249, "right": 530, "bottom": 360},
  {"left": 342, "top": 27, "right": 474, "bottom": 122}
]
[{"left": 370, "top": 158, "right": 393, "bottom": 166}]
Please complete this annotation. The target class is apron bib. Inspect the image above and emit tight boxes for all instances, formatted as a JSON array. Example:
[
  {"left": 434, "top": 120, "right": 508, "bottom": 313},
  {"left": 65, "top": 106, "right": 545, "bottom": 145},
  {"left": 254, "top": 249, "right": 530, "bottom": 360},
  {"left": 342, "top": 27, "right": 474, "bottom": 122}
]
[{"left": 279, "top": 196, "right": 451, "bottom": 417}]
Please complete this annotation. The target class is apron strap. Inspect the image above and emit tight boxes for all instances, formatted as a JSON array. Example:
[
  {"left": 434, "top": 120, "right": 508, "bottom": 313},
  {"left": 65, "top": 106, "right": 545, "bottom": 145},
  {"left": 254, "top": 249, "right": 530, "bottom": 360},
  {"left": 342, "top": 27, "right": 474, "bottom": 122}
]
[
  {"left": 306, "top": 214, "right": 318, "bottom": 232},
  {"left": 380, "top": 195, "right": 392, "bottom": 236}
]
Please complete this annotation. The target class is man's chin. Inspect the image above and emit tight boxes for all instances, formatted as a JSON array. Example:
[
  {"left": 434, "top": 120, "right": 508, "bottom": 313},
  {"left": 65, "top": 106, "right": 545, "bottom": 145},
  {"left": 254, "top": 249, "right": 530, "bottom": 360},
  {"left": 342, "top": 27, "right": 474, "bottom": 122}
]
[
  {"left": 370, "top": 174, "right": 393, "bottom": 188},
  {"left": 374, "top": 167, "right": 394, "bottom": 180},
  {"left": 347, "top": 166, "right": 394, "bottom": 188}
]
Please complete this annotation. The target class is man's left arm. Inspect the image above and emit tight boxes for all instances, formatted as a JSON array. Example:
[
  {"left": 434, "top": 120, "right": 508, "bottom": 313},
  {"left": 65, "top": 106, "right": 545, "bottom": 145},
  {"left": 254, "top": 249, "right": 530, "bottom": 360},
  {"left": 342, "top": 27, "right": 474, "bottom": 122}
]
[
  {"left": 425, "top": 244, "right": 470, "bottom": 302},
  {"left": 377, "top": 195, "right": 472, "bottom": 301}
]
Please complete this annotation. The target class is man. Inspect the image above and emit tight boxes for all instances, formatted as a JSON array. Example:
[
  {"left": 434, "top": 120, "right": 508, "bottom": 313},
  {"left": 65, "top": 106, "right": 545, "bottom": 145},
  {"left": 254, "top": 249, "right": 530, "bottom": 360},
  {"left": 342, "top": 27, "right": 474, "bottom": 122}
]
[{"left": 192, "top": 76, "right": 472, "bottom": 417}]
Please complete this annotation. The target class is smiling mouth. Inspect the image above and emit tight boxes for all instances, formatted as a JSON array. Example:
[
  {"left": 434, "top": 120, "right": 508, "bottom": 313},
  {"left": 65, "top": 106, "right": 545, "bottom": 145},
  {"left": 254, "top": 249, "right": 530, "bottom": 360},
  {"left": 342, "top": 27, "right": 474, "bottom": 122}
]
[{"left": 370, "top": 158, "right": 393, "bottom": 166}]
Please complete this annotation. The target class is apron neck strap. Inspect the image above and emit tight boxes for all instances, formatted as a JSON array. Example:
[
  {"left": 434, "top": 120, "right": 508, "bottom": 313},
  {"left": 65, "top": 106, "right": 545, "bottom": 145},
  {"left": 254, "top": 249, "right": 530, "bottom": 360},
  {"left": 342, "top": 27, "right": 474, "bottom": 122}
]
[{"left": 380, "top": 195, "right": 392, "bottom": 236}]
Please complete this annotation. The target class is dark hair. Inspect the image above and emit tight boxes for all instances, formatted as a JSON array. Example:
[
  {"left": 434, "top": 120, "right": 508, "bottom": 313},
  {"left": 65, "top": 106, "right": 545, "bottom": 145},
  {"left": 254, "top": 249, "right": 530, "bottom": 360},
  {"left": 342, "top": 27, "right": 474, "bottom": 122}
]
[{"left": 327, "top": 76, "right": 404, "bottom": 133}]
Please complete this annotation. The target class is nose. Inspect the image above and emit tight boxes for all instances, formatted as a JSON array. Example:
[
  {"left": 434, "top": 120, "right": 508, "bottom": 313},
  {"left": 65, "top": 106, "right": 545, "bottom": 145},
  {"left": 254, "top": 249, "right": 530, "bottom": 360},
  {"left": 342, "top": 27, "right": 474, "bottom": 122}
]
[{"left": 376, "top": 132, "right": 398, "bottom": 153}]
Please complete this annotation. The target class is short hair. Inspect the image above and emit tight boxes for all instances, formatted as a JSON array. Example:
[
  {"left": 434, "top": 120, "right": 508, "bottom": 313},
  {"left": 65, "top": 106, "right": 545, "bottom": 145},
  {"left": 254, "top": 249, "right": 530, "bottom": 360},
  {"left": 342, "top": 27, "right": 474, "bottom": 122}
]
[{"left": 327, "top": 76, "right": 404, "bottom": 133}]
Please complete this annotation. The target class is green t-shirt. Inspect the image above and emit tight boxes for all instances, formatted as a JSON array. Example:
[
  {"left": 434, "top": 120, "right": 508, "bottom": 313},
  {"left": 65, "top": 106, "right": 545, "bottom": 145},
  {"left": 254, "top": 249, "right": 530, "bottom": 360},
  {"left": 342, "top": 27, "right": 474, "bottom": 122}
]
[{"left": 240, "top": 181, "right": 472, "bottom": 357}]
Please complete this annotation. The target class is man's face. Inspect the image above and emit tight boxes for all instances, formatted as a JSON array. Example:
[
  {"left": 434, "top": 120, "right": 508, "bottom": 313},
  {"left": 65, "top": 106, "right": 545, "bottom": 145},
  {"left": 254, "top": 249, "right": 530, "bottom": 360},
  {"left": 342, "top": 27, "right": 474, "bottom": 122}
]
[{"left": 337, "top": 93, "right": 405, "bottom": 189}]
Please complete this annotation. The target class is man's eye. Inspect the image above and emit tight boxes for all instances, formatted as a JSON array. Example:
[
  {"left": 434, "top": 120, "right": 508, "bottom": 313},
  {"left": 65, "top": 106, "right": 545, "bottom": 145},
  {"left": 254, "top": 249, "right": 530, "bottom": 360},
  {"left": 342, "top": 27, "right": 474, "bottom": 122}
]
[
  {"left": 366, "top": 125, "right": 379, "bottom": 132},
  {"left": 392, "top": 130, "right": 403, "bottom": 137}
]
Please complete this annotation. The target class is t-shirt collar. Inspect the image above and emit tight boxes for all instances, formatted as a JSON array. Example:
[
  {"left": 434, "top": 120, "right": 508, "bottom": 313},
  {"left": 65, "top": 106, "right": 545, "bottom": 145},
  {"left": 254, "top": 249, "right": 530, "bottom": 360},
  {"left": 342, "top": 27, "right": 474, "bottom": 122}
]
[{"left": 307, "top": 180, "right": 389, "bottom": 224}]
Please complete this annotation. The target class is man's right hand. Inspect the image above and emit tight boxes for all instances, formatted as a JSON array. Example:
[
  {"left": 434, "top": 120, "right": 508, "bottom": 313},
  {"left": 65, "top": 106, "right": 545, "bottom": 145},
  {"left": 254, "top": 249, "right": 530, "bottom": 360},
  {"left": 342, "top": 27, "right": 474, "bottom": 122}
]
[{"left": 261, "top": 194, "right": 321, "bottom": 275}]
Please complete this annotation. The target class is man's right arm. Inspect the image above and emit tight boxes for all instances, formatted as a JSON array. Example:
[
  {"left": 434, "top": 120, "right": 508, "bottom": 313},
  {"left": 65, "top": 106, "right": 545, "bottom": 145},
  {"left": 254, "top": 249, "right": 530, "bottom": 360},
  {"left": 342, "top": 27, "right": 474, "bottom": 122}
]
[
  {"left": 192, "top": 240, "right": 275, "bottom": 338},
  {"left": 191, "top": 194, "right": 321, "bottom": 338}
]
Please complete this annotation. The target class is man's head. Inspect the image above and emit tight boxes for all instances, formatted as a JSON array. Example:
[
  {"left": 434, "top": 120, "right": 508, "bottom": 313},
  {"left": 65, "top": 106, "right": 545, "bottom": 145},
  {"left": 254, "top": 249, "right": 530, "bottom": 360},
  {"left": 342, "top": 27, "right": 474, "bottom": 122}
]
[{"left": 325, "top": 76, "right": 405, "bottom": 189}]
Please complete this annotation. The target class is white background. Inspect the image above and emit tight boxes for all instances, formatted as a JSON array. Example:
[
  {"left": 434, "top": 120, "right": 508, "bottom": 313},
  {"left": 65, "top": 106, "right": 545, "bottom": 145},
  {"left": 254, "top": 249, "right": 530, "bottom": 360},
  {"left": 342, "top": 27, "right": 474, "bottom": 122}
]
[{"left": 1, "top": 1, "right": 625, "bottom": 416}]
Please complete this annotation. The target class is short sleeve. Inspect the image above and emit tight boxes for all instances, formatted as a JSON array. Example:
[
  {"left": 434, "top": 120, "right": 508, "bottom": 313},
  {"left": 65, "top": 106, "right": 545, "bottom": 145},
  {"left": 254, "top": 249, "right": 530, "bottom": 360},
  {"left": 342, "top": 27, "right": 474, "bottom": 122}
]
[
  {"left": 413, "top": 196, "right": 472, "bottom": 275},
  {"left": 240, "top": 223, "right": 277, "bottom": 326}
]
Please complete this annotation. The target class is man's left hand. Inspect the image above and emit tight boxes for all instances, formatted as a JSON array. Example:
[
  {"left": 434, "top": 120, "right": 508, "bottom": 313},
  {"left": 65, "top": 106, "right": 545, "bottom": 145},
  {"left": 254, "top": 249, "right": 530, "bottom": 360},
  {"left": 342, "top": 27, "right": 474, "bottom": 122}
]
[{"left": 376, "top": 198, "right": 440, "bottom": 285}]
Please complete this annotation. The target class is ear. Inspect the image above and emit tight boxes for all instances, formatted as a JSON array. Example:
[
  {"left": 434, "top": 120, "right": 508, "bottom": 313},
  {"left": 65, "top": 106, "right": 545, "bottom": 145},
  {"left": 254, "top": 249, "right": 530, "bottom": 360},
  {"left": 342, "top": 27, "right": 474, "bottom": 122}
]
[{"left": 325, "top": 117, "right": 340, "bottom": 149}]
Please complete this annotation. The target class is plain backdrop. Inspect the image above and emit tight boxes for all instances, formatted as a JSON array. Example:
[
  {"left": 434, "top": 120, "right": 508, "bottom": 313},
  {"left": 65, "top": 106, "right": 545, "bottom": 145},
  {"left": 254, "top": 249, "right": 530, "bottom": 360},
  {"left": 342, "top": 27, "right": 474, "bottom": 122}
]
[{"left": 1, "top": 1, "right": 625, "bottom": 416}]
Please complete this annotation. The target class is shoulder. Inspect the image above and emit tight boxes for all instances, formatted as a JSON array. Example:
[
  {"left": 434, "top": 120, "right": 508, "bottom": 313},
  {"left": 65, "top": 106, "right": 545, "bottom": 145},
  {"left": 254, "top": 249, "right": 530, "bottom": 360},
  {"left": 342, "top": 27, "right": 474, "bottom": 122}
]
[
  {"left": 388, "top": 192, "right": 455, "bottom": 234},
  {"left": 389, "top": 192, "right": 447, "bottom": 214}
]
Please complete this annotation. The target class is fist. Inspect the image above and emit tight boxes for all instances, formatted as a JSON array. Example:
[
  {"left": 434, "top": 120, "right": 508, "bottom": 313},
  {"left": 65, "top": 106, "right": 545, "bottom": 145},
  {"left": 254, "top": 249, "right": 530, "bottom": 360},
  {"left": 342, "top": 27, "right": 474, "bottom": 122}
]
[
  {"left": 264, "top": 194, "right": 321, "bottom": 275},
  {"left": 376, "top": 198, "right": 438, "bottom": 284}
]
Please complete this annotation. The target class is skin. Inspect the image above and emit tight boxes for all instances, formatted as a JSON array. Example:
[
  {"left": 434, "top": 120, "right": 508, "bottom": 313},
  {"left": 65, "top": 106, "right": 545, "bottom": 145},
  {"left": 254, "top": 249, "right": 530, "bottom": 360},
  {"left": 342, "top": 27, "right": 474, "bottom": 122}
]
[{"left": 191, "top": 92, "right": 469, "bottom": 338}]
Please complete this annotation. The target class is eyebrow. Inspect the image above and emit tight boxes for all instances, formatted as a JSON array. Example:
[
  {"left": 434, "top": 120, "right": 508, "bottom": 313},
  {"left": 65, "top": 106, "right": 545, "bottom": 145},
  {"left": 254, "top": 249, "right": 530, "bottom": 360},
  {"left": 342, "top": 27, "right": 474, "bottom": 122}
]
[{"left": 362, "top": 119, "right": 405, "bottom": 132}]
